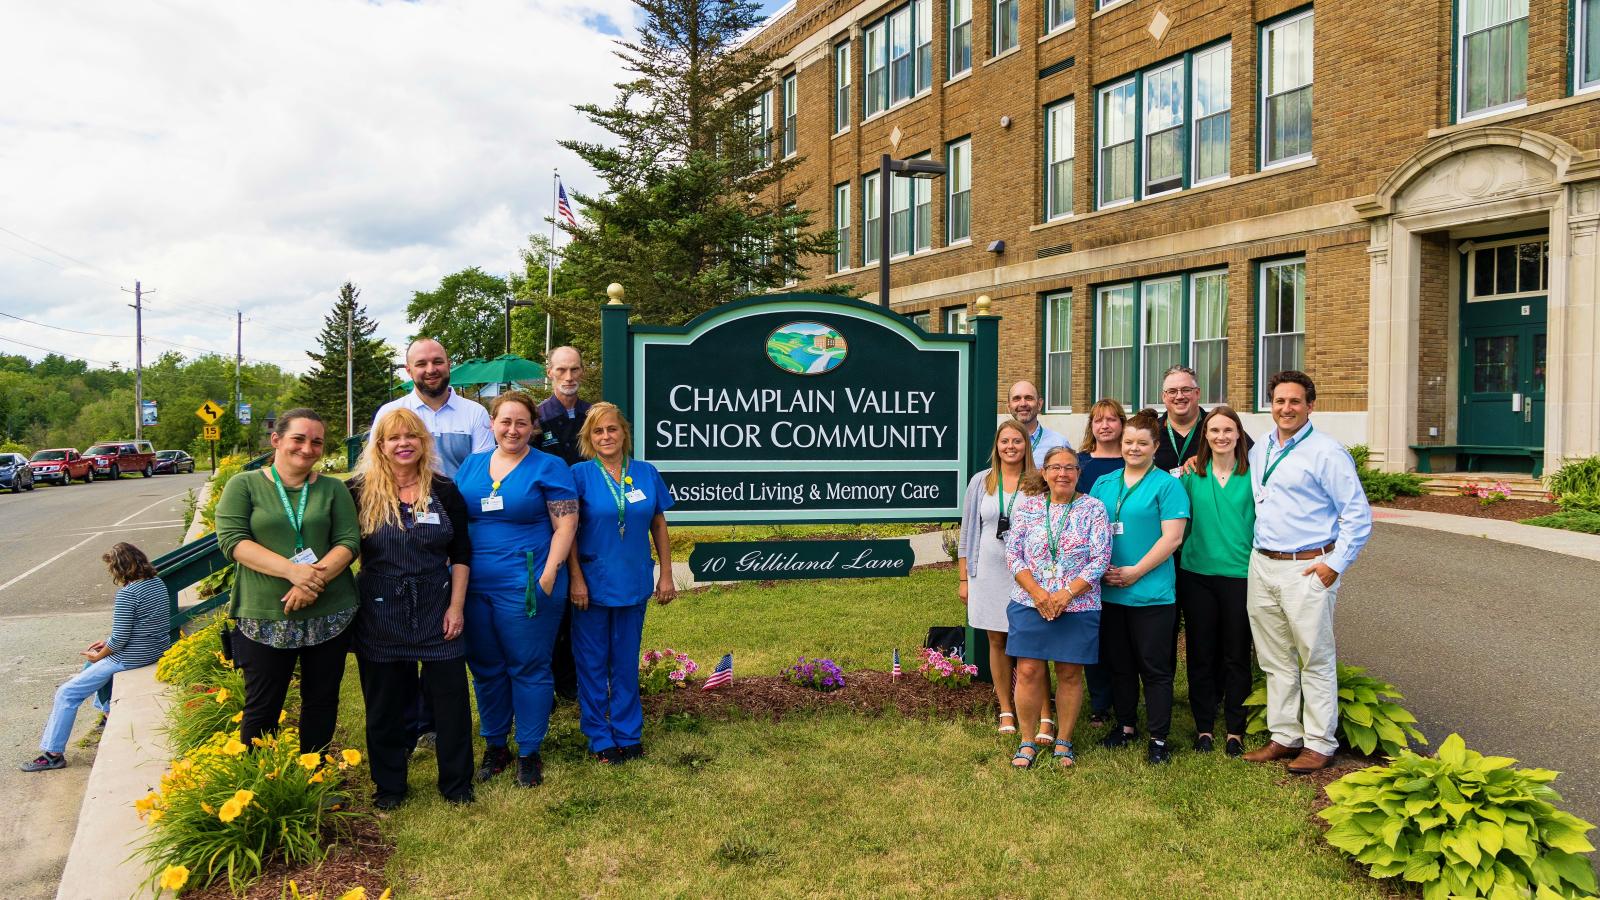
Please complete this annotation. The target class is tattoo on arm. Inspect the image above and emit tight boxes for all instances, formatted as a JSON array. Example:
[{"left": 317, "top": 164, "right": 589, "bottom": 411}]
[{"left": 547, "top": 499, "right": 578, "bottom": 519}]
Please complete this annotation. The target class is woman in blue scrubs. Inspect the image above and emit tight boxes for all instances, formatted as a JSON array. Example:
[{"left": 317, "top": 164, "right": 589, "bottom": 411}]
[
  {"left": 567, "top": 402, "right": 676, "bottom": 763},
  {"left": 455, "top": 391, "right": 578, "bottom": 788}
]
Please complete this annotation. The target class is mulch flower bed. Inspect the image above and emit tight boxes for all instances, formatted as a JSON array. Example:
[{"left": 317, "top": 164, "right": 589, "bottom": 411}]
[
  {"left": 646, "top": 670, "right": 992, "bottom": 721},
  {"left": 1375, "top": 494, "right": 1556, "bottom": 521},
  {"left": 183, "top": 816, "right": 392, "bottom": 900}
]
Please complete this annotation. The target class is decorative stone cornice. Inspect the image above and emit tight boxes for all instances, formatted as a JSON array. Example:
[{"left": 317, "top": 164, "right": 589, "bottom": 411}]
[{"left": 1356, "top": 127, "right": 1589, "bottom": 220}]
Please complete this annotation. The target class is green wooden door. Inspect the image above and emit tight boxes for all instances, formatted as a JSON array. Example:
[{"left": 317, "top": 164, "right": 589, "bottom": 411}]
[{"left": 1460, "top": 296, "right": 1545, "bottom": 448}]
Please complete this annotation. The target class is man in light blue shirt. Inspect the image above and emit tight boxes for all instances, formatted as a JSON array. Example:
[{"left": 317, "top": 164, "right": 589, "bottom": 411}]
[
  {"left": 372, "top": 338, "right": 495, "bottom": 478},
  {"left": 1007, "top": 381, "right": 1067, "bottom": 468},
  {"left": 1242, "top": 370, "right": 1371, "bottom": 774}
]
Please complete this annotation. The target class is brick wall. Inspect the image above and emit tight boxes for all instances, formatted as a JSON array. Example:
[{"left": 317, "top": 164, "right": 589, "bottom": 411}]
[{"left": 1415, "top": 232, "right": 1452, "bottom": 443}]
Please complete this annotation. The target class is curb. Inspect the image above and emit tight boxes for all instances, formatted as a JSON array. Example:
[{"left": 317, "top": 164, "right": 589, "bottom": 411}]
[{"left": 1372, "top": 506, "right": 1600, "bottom": 563}]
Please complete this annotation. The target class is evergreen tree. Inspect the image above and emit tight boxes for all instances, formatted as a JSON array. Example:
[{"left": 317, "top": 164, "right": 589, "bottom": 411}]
[
  {"left": 556, "top": 0, "right": 837, "bottom": 333},
  {"left": 294, "top": 282, "right": 395, "bottom": 445}
]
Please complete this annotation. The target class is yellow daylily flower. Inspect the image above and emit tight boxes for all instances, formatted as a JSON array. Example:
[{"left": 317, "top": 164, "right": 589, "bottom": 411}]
[
  {"left": 158, "top": 864, "right": 189, "bottom": 891},
  {"left": 341, "top": 748, "right": 362, "bottom": 767},
  {"left": 336, "top": 888, "right": 367, "bottom": 900},
  {"left": 279, "top": 710, "right": 287, "bottom": 723},
  {"left": 201, "top": 802, "right": 216, "bottom": 814},
  {"left": 214, "top": 687, "right": 229, "bottom": 704},
  {"left": 231, "top": 711, "right": 243, "bottom": 723},
  {"left": 222, "top": 738, "right": 248, "bottom": 755},
  {"left": 299, "top": 752, "right": 322, "bottom": 771}
]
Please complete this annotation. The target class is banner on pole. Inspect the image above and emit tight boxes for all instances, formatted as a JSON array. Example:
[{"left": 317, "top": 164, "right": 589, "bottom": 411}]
[{"left": 141, "top": 401, "right": 158, "bottom": 427}]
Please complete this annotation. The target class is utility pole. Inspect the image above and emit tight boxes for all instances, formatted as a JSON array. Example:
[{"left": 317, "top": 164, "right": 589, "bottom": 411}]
[
  {"left": 234, "top": 311, "right": 242, "bottom": 412},
  {"left": 122, "top": 281, "right": 153, "bottom": 438},
  {"left": 547, "top": 169, "right": 557, "bottom": 357},
  {"left": 345, "top": 304, "right": 354, "bottom": 439}
]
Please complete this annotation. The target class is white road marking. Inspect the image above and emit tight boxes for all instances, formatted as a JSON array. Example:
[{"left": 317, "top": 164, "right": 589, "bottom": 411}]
[
  {"left": 0, "top": 533, "right": 105, "bottom": 594},
  {"left": 112, "top": 492, "right": 191, "bottom": 526}
]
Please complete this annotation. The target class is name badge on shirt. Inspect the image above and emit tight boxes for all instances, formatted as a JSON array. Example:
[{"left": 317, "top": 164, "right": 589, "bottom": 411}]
[
  {"left": 541, "top": 432, "right": 557, "bottom": 445},
  {"left": 481, "top": 495, "right": 504, "bottom": 512},
  {"left": 414, "top": 511, "right": 441, "bottom": 525},
  {"left": 1169, "top": 467, "right": 1184, "bottom": 478},
  {"left": 1111, "top": 522, "right": 1125, "bottom": 535},
  {"left": 626, "top": 489, "right": 646, "bottom": 503},
  {"left": 289, "top": 547, "right": 319, "bottom": 565}
]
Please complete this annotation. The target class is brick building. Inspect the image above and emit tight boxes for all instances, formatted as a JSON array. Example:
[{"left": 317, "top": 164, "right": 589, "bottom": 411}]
[{"left": 744, "top": 0, "right": 1600, "bottom": 474}]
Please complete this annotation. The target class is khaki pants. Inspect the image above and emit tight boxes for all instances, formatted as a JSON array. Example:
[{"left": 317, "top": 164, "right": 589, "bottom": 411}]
[{"left": 1246, "top": 552, "right": 1339, "bottom": 756}]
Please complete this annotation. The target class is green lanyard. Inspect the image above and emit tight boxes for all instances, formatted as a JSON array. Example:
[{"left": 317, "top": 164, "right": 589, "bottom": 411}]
[
  {"left": 1261, "top": 424, "right": 1313, "bottom": 487},
  {"left": 1043, "top": 495, "right": 1075, "bottom": 568},
  {"left": 1029, "top": 427, "right": 1043, "bottom": 449},
  {"left": 997, "top": 475, "right": 1020, "bottom": 518},
  {"left": 1167, "top": 421, "right": 1196, "bottom": 463},
  {"left": 1112, "top": 471, "right": 1148, "bottom": 523},
  {"left": 597, "top": 458, "right": 632, "bottom": 538},
  {"left": 270, "top": 465, "right": 311, "bottom": 551}
]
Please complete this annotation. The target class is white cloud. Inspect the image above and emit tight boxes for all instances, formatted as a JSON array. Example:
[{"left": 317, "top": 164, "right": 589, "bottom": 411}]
[{"left": 0, "top": 0, "right": 634, "bottom": 372}]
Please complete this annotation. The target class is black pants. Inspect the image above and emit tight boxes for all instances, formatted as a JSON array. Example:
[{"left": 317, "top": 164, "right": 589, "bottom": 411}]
[
  {"left": 550, "top": 601, "right": 578, "bottom": 701},
  {"left": 1101, "top": 602, "right": 1177, "bottom": 742},
  {"left": 1178, "top": 570, "right": 1253, "bottom": 736},
  {"left": 358, "top": 656, "right": 474, "bottom": 802},
  {"left": 234, "top": 627, "right": 351, "bottom": 753},
  {"left": 403, "top": 670, "right": 436, "bottom": 742}
]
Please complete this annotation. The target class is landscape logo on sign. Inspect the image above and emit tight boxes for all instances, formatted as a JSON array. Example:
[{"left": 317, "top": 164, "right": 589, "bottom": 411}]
[{"left": 765, "top": 322, "right": 847, "bottom": 375}]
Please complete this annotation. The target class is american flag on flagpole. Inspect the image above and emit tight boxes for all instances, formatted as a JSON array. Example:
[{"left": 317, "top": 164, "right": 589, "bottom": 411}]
[
  {"left": 702, "top": 653, "right": 734, "bottom": 690},
  {"left": 891, "top": 649, "right": 902, "bottom": 679},
  {"left": 556, "top": 180, "right": 578, "bottom": 228}
]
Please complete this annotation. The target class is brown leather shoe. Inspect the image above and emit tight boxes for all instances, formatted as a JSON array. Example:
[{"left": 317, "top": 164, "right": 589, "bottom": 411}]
[
  {"left": 1286, "top": 749, "right": 1335, "bottom": 774},
  {"left": 1241, "top": 740, "right": 1300, "bottom": 763}
]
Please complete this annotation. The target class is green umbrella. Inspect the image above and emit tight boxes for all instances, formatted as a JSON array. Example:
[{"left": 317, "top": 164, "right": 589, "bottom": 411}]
[
  {"left": 453, "top": 353, "right": 546, "bottom": 386},
  {"left": 444, "top": 357, "right": 490, "bottom": 385}
]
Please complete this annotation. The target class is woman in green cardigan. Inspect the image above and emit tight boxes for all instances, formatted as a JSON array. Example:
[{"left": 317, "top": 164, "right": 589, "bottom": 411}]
[
  {"left": 215, "top": 408, "right": 361, "bottom": 753},
  {"left": 1177, "top": 405, "right": 1256, "bottom": 757}
]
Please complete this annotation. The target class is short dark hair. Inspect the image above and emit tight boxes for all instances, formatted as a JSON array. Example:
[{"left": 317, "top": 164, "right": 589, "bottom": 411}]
[
  {"left": 103, "top": 542, "right": 158, "bottom": 585},
  {"left": 1266, "top": 370, "right": 1317, "bottom": 403},
  {"left": 274, "top": 408, "right": 323, "bottom": 437}
]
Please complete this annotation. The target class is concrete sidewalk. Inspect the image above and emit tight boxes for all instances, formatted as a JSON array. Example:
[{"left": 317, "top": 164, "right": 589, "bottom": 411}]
[{"left": 1371, "top": 505, "right": 1600, "bottom": 562}]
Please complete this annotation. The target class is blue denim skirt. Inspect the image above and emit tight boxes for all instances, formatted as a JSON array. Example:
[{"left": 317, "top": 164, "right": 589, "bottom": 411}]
[{"left": 1004, "top": 602, "right": 1100, "bottom": 664}]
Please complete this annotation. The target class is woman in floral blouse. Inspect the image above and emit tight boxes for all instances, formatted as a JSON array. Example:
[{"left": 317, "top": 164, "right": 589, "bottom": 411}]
[{"left": 1004, "top": 446, "right": 1113, "bottom": 769}]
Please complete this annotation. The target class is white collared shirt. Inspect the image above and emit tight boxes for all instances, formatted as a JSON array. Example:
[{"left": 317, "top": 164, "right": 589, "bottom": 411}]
[
  {"left": 1247, "top": 421, "right": 1372, "bottom": 573},
  {"left": 372, "top": 388, "right": 494, "bottom": 477}
]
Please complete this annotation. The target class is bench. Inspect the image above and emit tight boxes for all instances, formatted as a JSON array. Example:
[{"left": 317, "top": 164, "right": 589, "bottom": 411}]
[{"left": 1409, "top": 444, "right": 1544, "bottom": 478}]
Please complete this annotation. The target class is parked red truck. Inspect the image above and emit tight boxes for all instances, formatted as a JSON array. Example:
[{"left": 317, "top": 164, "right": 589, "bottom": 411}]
[
  {"left": 28, "top": 448, "right": 95, "bottom": 485},
  {"left": 82, "top": 440, "right": 157, "bottom": 479}
]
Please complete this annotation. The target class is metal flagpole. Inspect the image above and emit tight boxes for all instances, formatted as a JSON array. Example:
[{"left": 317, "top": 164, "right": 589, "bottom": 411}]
[{"left": 546, "top": 169, "right": 556, "bottom": 357}]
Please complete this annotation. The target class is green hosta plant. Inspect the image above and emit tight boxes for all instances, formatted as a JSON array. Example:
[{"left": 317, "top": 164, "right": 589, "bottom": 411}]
[
  {"left": 1244, "top": 663, "right": 1426, "bottom": 757},
  {"left": 1319, "top": 734, "right": 1597, "bottom": 899}
]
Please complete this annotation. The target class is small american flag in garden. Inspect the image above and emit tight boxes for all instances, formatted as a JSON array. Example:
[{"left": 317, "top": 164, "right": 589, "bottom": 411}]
[
  {"left": 556, "top": 180, "right": 578, "bottom": 228},
  {"left": 891, "top": 649, "right": 902, "bottom": 679},
  {"left": 702, "top": 653, "right": 733, "bottom": 690}
]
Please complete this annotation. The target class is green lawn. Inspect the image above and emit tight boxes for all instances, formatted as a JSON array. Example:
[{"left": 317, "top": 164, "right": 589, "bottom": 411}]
[{"left": 330, "top": 567, "right": 1387, "bottom": 899}]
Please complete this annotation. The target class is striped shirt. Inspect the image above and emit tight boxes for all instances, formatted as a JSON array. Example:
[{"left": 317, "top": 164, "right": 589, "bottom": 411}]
[{"left": 107, "top": 577, "right": 172, "bottom": 667}]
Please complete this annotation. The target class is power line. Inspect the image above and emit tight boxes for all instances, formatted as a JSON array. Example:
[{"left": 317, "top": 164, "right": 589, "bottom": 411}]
[
  {"left": 0, "top": 225, "right": 125, "bottom": 280},
  {"left": 0, "top": 309, "right": 305, "bottom": 365},
  {"left": 0, "top": 333, "right": 121, "bottom": 366}
]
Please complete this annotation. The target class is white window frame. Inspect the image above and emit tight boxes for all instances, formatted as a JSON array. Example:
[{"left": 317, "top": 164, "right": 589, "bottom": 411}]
[
  {"left": 1097, "top": 78, "right": 1136, "bottom": 208},
  {"left": 888, "top": 154, "right": 934, "bottom": 258},
  {"left": 1191, "top": 43, "right": 1232, "bottom": 185},
  {"left": 1142, "top": 60, "right": 1186, "bottom": 198},
  {"left": 864, "top": 1, "right": 933, "bottom": 120},
  {"left": 1139, "top": 276, "right": 1184, "bottom": 409},
  {"left": 750, "top": 90, "right": 772, "bottom": 166},
  {"left": 1044, "top": 98, "right": 1075, "bottom": 221},
  {"left": 943, "top": 305, "right": 969, "bottom": 334},
  {"left": 1580, "top": 0, "right": 1600, "bottom": 94},
  {"left": 1260, "top": 10, "right": 1314, "bottom": 169},
  {"left": 949, "top": 0, "right": 972, "bottom": 77},
  {"left": 947, "top": 138, "right": 972, "bottom": 244},
  {"left": 1257, "top": 257, "right": 1307, "bottom": 410},
  {"left": 1095, "top": 283, "right": 1137, "bottom": 410},
  {"left": 833, "top": 183, "right": 852, "bottom": 272},
  {"left": 1044, "top": 290, "right": 1073, "bottom": 412},
  {"left": 1046, "top": 0, "right": 1075, "bottom": 34},
  {"left": 1466, "top": 236, "right": 1549, "bottom": 302},
  {"left": 865, "top": 21, "right": 888, "bottom": 117},
  {"left": 910, "top": 311, "right": 932, "bottom": 330},
  {"left": 994, "top": 0, "right": 1018, "bottom": 55},
  {"left": 863, "top": 172, "right": 881, "bottom": 264},
  {"left": 783, "top": 202, "right": 799, "bottom": 286},
  {"left": 782, "top": 73, "right": 798, "bottom": 158},
  {"left": 834, "top": 42, "right": 852, "bottom": 133},
  {"left": 1456, "top": 0, "right": 1529, "bottom": 120},
  {"left": 1188, "top": 270, "right": 1229, "bottom": 406}
]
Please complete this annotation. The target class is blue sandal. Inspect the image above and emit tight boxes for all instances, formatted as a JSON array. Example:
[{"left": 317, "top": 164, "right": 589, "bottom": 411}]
[
  {"left": 1053, "top": 739, "right": 1076, "bottom": 768},
  {"left": 1011, "top": 741, "right": 1039, "bottom": 769}
]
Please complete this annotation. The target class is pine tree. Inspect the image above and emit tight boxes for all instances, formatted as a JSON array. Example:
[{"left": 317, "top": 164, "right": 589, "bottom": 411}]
[
  {"left": 556, "top": 0, "right": 839, "bottom": 333},
  {"left": 294, "top": 282, "right": 395, "bottom": 445}
]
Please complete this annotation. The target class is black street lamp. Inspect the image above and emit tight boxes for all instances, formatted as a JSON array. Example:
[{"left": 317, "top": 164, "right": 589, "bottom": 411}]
[{"left": 878, "top": 154, "right": 947, "bottom": 308}]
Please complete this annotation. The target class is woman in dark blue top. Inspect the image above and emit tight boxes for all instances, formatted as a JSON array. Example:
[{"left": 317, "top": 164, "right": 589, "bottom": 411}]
[
  {"left": 455, "top": 391, "right": 578, "bottom": 788},
  {"left": 1074, "top": 398, "right": 1126, "bottom": 724},
  {"left": 567, "top": 402, "right": 676, "bottom": 764}
]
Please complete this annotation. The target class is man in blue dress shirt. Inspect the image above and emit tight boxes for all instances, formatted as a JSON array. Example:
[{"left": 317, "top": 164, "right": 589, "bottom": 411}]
[
  {"left": 1241, "top": 370, "right": 1371, "bottom": 774},
  {"left": 1007, "top": 381, "right": 1067, "bottom": 468}
]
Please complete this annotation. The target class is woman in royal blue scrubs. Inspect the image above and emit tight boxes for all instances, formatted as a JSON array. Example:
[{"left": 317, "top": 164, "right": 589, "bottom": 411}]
[
  {"left": 455, "top": 391, "right": 578, "bottom": 787},
  {"left": 567, "top": 402, "right": 676, "bottom": 763}
]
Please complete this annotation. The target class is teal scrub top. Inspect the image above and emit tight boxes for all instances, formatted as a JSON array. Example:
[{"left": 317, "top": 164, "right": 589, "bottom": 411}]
[
  {"left": 571, "top": 458, "right": 674, "bottom": 606},
  {"left": 1089, "top": 467, "right": 1190, "bottom": 606}
]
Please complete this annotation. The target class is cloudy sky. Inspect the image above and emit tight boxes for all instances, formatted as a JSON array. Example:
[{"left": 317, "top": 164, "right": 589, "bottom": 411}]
[{"left": 0, "top": 0, "right": 659, "bottom": 374}]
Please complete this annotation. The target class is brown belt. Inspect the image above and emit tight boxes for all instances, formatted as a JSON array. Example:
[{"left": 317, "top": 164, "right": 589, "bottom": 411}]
[{"left": 1255, "top": 542, "right": 1336, "bottom": 561}]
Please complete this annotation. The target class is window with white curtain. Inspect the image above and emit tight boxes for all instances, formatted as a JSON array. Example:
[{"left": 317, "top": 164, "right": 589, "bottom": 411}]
[
  {"left": 1096, "top": 284, "right": 1136, "bottom": 409},
  {"left": 950, "top": 0, "right": 972, "bottom": 76},
  {"left": 1261, "top": 11, "right": 1313, "bottom": 166},
  {"left": 1140, "top": 278, "right": 1183, "bottom": 408},
  {"left": 1045, "top": 291, "right": 1072, "bottom": 411},
  {"left": 947, "top": 138, "right": 971, "bottom": 242},
  {"left": 1189, "top": 271, "right": 1229, "bottom": 405},
  {"left": 1191, "top": 43, "right": 1231, "bottom": 183},
  {"left": 1458, "top": 0, "right": 1528, "bottom": 118},
  {"left": 1258, "top": 258, "right": 1306, "bottom": 407},
  {"left": 833, "top": 183, "right": 851, "bottom": 271},
  {"left": 1045, "top": 99, "right": 1075, "bottom": 220}
]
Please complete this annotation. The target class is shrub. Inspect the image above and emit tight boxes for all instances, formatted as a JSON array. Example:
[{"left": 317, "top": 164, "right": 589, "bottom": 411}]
[
  {"left": 917, "top": 648, "right": 978, "bottom": 688},
  {"left": 639, "top": 648, "right": 700, "bottom": 694},
  {"left": 166, "top": 667, "right": 247, "bottom": 755},
  {"left": 1347, "top": 445, "right": 1427, "bottom": 502},
  {"left": 1522, "top": 510, "right": 1600, "bottom": 535},
  {"left": 156, "top": 618, "right": 232, "bottom": 688},
  {"left": 783, "top": 656, "right": 846, "bottom": 692},
  {"left": 1546, "top": 456, "right": 1600, "bottom": 513},
  {"left": 1319, "top": 734, "right": 1597, "bottom": 899},
  {"left": 1245, "top": 663, "right": 1426, "bottom": 758}
]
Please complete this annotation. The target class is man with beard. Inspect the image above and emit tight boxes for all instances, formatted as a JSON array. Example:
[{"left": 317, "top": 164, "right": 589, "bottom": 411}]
[
  {"left": 371, "top": 337, "right": 494, "bottom": 752},
  {"left": 535, "top": 345, "right": 590, "bottom": 702},
  {"left": 1006, "top": 381, "right": 1067, "bottom": 468}
]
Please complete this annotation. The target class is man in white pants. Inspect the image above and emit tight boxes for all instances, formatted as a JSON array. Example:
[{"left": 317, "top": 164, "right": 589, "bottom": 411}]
[{"left": 1242, "top": 370, "right": 1371, "bottom": 774}]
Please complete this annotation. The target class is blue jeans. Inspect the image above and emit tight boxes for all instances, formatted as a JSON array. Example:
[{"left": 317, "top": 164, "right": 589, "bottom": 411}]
[{"left": 41, "top": 657, "right": 132, "bottom": 754}]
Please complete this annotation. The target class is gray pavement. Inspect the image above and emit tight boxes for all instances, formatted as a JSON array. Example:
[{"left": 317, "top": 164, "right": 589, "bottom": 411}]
[
  {"left": 0, "top": 471, "right": 206, "bottom": 900},
  {"left": 1339, "top": 521, "right": 1600, "bottom": 833}
]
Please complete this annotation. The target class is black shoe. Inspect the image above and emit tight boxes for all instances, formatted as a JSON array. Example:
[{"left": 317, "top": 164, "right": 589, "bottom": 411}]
[
  {"left": 616, "top": 744, "right": 643, "bottom": 762},
  {"left": 1194, "top": 734, "right": 1215, "bottom": 753},
  {"left": 1087, "top": 712, "right": 1108, "bottom": 728},
  {"left": 516, "top": 753, "right": 543, "bottom": 787},
  {"left": 20, "top": 752, "right": 65, "bottom": 772},
  {"left": 443, "top": 791, "right": 476, "bottom": 805},
  {"left": 1225, "top": 736, "right": 1245, "bottom": 758},
  {"left": 1147, "top": 740, "right": 1172, "bottom": 764},
  {"left": 373, "top": 793, "right": 404, "bottom": 811},
  {"left": 1100, "top": 728, "right": 1137, "bottom": 749},
  {"left": 593, "top": 747, "right": 624, "bottom": 764},
  {"left": 476, "top": 745, "right": 513, "bottom": 783}
]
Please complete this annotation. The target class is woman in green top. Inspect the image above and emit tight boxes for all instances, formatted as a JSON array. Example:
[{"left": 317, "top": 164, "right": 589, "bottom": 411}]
[
  {"left": 214, "top": 408, "right": 361, "bottom": 753},
  {"left": 1177, "top": 405, "right": 1255, "bottom": 757}
]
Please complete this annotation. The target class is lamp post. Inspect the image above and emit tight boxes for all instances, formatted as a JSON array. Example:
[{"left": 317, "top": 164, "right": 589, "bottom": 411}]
[{"left": 878, "top": 154, "right": 947, "bottom": 308}]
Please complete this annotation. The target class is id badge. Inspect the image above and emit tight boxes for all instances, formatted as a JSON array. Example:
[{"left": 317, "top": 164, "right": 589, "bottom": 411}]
[
  {"left": 481, "top": 495, "right": 504, "bottom": 512},
  {"left": 625, "top": 489, "right": 646, "bottom": 503},
  {"left": 414, "top": 511, "right": 441, "bottom": 525},
  {"left": 1111, "top": 522, "right": 1125, "bottom": 535},
  {"left": 1169, "top": 467, "right": 1184, "bottom": 478},
  {"left": 289, "top": 547, "right": 318, "bottom": 565}
]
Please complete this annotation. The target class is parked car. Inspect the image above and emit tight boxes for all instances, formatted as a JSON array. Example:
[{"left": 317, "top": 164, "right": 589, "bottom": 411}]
[
  {"left": 28, "top": 448, "right": 95, "bottom": 485},
  {"left": 0, "top": 452, "right": 36, "bottom": 492},
  {"left": 83, "top": 440, "right": 157, "bottom": 479},
  {"left": 153, "top": 450, "right": 196, "bottom": 474}
]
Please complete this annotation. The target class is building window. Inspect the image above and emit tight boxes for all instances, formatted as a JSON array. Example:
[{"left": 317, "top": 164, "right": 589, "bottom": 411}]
[
  {"left": 1191, "top": 43, "right": 1231, "bottom": 183},
  {"left": 947, "top": 138, "right": 972, "bottom": 243},
  {"left": 1097, "top": 79, "right": 1136, "bottom": 207},
  {"left": 835, "top": 42, "right": 852, "bottom": 133},
  {"left": 865, "top": 0, "right": 933, "bottom": 118},
  {"left": 943, "top": 305, "right": 969, "bottom": 334},
  {"left": 910, "top": 311, "right": 932, "bottom": 330},
  {"left": 1458, "top": 0, "right": 1527, "bottom": 118},
  {"left": 1261, "top": 11, "right": 1313, "bottom": 167},
  {"left": 1139, "top": 277, "right": 1183, "bottom": 407},
  {"left": 889, "top": 155, "right": 934, "bottom": 257},
  {"left": 750, "top": 90, "right": 772, "bottom": 165},
  {"left": 1467, "top": 237, "right": 1548, "bottom": 300},
  {"left": 834, "top": 183, "right": 852, "bottom": 272},
  {"left": 863, "top": 172, "right": 881, "bottom": 264},
  {"left": 1045, "top": 99, "right": 1075, "bottom": 220},
  {"left": 1143, "top": 61, "right": 1185, "bottom": 196},
  {"left": 1096, "top": 284, "right": 1136, "bottom": 408},
  {"left": 782, "top": 74, "right": 798, "bottom": 157},
  {"left": 1044, "top": 291, "right": 1072, "bottom": 411},
  {"left": 950, "top": 0, "right": 972, "bottom": 77},
  {"left": 783, "top": 203, "right": 799, "bottom": 286},
  {"left": 1258, "top": 258, "right": 1306, "bottom": 407},
  {"left": 1189, "top": 270, "right": 1228, "bottom": 405},
  {"left": 1580, "top": 0, "right": 1600, "bottom": 93},
  {"left": 1047, "top": 0, "right": 1075, "bottom": 33},
  {"left": 995, "top": 0, "right": 1018, "bottom": 55}
]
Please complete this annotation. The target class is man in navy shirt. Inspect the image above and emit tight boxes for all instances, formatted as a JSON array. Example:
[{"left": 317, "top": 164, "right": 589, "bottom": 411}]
[{"left": 535, "top": 345, "right": 590, "bottom": 700}]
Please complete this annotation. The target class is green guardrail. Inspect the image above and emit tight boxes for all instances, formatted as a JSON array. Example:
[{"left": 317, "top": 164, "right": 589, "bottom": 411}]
[
  {"left": 346, "top": 432, "right": 368, "bottom": 470},
  {"left": 153, "top": 532, "right": 233, "bottom": 640}
]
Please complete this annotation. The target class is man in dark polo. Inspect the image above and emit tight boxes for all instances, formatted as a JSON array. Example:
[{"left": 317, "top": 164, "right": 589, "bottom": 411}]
[{"left": 535, "top": 345, "right": 590, "bottom": 701}]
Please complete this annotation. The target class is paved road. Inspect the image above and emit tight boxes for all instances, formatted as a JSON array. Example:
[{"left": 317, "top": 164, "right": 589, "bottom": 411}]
[
  {"left": 1339, "top": 522, "right": 1600, "bottom": 836},
  {"left": 0, "top": 471, "right": 207, "bottom": 899}
]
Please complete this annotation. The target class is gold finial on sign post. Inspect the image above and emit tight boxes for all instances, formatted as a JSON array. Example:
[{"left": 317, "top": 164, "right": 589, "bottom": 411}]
[
  {"left": 606, "top": 283, "right": 626, "bottom": 305},
  {"left": 975, "top": 295, "right": 991, "bottom": 315}
]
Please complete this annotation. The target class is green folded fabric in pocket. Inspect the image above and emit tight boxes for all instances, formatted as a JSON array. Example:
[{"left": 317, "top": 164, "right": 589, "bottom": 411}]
[{"left": 524, "top": 551, "right": 540, "bottom": 617}]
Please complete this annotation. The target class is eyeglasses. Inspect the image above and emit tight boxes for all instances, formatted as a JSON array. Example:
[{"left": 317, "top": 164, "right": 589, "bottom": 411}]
[
  {"left": 1162, "top": 387, "right": 1200, "bottom": 397},
  {"left": 1041, "top": 464, "right": 1080, "bottom": 473}
]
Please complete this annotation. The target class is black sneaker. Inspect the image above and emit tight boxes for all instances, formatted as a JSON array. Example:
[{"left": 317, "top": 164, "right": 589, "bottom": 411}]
[
  {"left": 476, "top": 745, "right": 513, "bottom": 783},
  {"left": 1100, "top": 728, "right": 1137, "bottom": 749},
  {"left": 20, "top": 752, "right": 65, "bottom": 772},
  {"left": 1147, "top": 740, "right": 1172, "bottom": 765},
  {"left": 1194, "top": 734, "right": 1215, "bottom": 753},
  {"left": 616, "top": 744, "right": 644, "bottom": 763},
  {"left": 444, "top": 791, "right": 475, "bottom": 806},
  {"left": 516, "top": 752, "right": 543, "bottom": 787},
  {"left": 593, "top": 747, "right": 623, "bottom": 764},
  {"left": 373, "top": 793, "right": 404, "bottom": 811},
  {"left": 1225, "top": 736, "right": 1245, "bottom": 757}
]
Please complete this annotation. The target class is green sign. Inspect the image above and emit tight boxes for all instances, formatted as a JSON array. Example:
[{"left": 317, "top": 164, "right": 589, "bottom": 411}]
[
  {"left": 603, "top": 293, "right": 998, "bottom": 525},
  {"left": 687, "top": 540, "right": 915, "bottom": 581}
]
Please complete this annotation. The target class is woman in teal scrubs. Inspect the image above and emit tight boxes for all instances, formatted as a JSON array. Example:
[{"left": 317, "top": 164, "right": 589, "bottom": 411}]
[
  {"left": 455, "top": 391, "right": 578, "bottom": 788},
  {"left": 567, "top": 402, "right": 676, "bottom": 764}
]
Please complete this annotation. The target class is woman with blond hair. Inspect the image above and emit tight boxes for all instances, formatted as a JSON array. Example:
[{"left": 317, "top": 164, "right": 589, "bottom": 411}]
[
  {"left": 958, "top": 419, "right": 1038, "bottom": 735},
  {"left": 347, "top": 407, "right": 475, "bottom": 807},
  {"left": 566, "top": 402, "right": 675, "bottom": 764}
]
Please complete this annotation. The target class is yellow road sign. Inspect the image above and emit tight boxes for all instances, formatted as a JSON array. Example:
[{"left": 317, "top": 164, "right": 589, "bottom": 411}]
[
  {"left": 203, "top": 425, "right": 221, "bottom": 441},
  {"left": 196, "top": 400, "right": 225, "bottom": 423}
]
